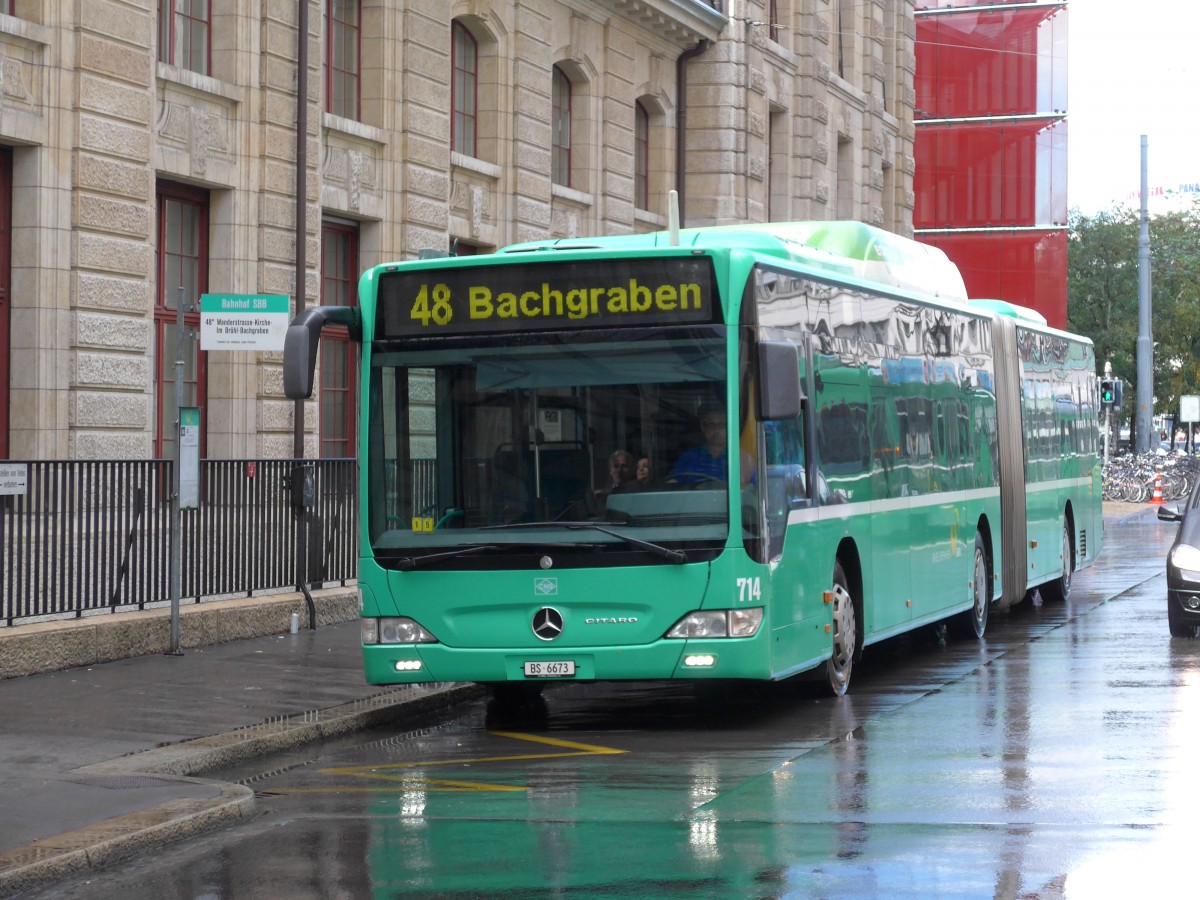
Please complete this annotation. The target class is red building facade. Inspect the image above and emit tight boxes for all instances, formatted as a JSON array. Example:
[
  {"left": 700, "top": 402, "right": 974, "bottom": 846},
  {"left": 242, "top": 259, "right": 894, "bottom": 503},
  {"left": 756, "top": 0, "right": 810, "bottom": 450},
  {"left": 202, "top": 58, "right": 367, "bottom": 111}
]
[{"left": 914, "top": 0, "right": 1068, "bottom": 327}]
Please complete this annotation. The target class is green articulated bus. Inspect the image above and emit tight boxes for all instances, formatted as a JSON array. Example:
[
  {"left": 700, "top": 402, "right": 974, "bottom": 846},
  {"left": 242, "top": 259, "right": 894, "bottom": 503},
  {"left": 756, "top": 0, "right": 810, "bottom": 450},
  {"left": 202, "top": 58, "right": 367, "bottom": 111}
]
[{"left": 284, "top": 220, "right": 1101, "bottom": 697}]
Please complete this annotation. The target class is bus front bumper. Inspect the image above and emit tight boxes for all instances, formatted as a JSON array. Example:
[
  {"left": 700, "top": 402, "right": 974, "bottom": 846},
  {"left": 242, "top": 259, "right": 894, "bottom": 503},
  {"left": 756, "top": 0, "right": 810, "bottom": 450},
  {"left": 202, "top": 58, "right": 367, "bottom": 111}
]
[{"left": 362, "top": 637, "right": 774, "bottom": 685}]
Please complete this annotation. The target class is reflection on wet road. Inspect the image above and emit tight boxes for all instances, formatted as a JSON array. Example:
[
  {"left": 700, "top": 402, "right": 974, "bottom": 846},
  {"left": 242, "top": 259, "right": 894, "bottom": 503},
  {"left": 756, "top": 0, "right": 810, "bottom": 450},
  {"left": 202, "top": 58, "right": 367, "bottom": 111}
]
[{"left": 37, "top": 511, "right": 1195, "bottom": 898}]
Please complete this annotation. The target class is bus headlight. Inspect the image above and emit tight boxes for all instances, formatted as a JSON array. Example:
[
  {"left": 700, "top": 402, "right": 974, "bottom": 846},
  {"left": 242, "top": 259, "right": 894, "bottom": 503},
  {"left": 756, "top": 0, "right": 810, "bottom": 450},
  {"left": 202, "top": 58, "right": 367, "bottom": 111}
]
[
  {"left": 666, "top": 608, "right": 763, "bottom": 639},
  {"left": 362, "top": 617, "right": 438, "bottom": 645}
]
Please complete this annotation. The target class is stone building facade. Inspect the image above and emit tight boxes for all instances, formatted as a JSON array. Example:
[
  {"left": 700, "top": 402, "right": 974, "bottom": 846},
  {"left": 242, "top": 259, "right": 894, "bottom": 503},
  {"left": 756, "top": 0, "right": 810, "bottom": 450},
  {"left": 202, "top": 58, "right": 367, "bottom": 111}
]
[{"left": 0, "top": 0, "right": 914, "bottom": 462}]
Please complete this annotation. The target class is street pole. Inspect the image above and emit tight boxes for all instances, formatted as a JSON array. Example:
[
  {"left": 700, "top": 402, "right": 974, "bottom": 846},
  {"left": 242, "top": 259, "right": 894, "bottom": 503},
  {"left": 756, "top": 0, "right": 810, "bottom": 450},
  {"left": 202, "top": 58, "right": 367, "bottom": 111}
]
[
  {"left": 294, "top": 0, "right": 316, "bottom": 628},
  {"left": 1136, "top": 135, "right": 1154, "bottom": 452},
  {"left": 1103, "top": 359, "right": 1112, "bottom": 468},
  {"left": 168, "top": 285, "right": 185, "bottom": 656},
  {"left": 294, "top": 0, "right": 308, "bottom": 460}
]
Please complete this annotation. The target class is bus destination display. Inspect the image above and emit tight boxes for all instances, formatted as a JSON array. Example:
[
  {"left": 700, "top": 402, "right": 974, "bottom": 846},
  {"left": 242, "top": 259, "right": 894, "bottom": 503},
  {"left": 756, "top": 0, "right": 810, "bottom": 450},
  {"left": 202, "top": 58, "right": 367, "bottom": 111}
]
[{"left": 378, "top": 256, "right": 718, "bottom": 337}]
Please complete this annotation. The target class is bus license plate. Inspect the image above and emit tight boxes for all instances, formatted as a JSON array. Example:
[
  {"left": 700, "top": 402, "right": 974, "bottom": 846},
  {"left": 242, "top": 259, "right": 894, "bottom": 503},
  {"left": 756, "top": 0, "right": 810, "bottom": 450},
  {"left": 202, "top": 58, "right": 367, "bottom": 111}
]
[{"left": 523, "top": 660, "right": 575, "bottom": 678}]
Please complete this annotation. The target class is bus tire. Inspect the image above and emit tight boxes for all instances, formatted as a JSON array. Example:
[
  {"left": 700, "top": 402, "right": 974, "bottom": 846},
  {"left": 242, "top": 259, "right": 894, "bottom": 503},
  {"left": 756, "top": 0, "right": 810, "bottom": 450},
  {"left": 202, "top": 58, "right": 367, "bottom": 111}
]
[
  {"left": 952, "top": 532, "right": 990, "bottom": 639},
  {"left": 1039, "top": 520, "right": 1073, "bottom": 603},
  {"left": 825, "top": 561, "right": 856, "bottom": 697}
]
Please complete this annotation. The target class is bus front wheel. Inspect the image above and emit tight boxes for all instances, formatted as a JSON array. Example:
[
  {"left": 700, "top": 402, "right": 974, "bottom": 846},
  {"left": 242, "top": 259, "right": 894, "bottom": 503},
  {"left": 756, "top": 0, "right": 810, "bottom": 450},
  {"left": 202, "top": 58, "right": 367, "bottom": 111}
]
[{"left": 826, "top": 561, "right": 857, "bottom": 697}]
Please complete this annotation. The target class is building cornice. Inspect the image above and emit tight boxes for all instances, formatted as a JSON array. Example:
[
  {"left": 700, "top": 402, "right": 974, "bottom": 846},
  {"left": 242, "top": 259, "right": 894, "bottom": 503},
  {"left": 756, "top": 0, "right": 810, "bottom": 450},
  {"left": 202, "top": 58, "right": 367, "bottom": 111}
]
[{"left": 607, "top": 0, "right": 728, "bottom": 45}]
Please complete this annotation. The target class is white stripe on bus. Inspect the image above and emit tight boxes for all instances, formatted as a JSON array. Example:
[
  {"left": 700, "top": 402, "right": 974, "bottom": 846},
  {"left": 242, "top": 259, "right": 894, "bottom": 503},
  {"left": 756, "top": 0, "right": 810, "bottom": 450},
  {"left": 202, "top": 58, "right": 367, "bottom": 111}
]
[{"left": 784, "top": 479, "right": 1094, "bottom": 528}]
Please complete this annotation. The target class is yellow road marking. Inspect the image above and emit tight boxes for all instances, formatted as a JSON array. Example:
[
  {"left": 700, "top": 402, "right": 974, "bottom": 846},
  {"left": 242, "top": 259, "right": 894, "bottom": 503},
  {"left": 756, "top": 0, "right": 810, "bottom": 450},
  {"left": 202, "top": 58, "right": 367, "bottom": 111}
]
[
  {"left": 263, "top": 779, "right": 527, "bottom": 795},
  {"left": 487, "top": 731, "right": 628, "bottom": 755},
  {"left": 268, "top": 731, "right": 627, "bottom": 795}
]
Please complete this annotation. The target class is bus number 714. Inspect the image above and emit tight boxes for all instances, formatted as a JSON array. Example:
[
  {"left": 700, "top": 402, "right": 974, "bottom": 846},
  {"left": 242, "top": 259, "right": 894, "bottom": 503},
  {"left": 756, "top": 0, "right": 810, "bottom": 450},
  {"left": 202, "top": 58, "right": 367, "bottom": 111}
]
[{"left": 737, "top": 577, "right": 761, "bottom": 603}]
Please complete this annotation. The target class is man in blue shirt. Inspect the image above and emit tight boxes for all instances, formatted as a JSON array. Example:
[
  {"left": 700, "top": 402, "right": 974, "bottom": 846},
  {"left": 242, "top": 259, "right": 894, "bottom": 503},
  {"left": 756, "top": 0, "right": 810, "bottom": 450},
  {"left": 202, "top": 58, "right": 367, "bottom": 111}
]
[{"left": 668, "top": 405, "right": 730, "bottom": 485}]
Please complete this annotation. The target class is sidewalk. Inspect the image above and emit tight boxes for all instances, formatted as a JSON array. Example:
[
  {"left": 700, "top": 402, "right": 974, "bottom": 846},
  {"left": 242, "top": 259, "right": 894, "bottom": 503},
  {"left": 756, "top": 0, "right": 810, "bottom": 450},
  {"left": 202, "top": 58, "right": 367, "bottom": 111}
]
[{"left": 0, "top": 617, "right": 482, "bottom": 896}]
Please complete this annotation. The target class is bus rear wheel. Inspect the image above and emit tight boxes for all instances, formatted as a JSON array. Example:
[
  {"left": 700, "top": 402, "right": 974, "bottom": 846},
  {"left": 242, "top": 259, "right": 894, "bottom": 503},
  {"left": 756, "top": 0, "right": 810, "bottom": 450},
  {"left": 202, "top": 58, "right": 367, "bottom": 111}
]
[
  {"left": 826, "top": 561, "right": 856, "bottom": 697},
  {"left": 952, "top": 533, "right": 990, "bottom": 639},
  {"left": 1039, "top": 520, "right": 1073, "bottom": 603}
]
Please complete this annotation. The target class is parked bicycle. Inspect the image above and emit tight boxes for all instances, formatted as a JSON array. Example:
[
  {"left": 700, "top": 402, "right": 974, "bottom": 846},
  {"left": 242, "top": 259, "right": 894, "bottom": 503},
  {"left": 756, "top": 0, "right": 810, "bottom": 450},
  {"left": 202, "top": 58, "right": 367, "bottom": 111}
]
[{"left": 1102, "top": 452, "right": 1198, "bottom": 503}]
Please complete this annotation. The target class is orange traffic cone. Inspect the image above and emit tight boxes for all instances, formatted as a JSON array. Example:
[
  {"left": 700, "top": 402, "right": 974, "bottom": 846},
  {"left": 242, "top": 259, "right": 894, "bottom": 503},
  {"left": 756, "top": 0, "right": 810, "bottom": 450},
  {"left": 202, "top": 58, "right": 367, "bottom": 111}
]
[{"left": 1150, "top": 470, "right": 1164, "bottom": 504}]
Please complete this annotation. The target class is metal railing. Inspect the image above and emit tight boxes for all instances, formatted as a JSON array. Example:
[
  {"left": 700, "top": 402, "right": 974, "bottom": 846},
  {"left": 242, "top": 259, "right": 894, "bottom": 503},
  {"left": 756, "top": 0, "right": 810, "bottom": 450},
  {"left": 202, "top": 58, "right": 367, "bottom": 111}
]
[{"left": 1, "top": 458, "right": 358, "bottom": 626}]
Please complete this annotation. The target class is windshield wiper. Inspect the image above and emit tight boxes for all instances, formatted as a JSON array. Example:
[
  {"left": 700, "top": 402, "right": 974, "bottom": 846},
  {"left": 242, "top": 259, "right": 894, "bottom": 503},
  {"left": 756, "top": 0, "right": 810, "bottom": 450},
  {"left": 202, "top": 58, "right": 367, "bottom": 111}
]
[
  {"left": 481, "top": 521, "right": 688, "bottom": 564},
  {"left": 567, "top": 523, "right": 688, "bottom": 563},
  {"left": 394, "top": 544, "right": 500, "bottom": 571}
]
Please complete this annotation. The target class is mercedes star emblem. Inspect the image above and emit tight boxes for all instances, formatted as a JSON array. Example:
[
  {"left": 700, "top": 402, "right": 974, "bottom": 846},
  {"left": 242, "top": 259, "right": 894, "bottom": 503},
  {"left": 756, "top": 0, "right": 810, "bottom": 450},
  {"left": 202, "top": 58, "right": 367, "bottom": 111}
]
[{"left": 532, "top": 606, "right": 564, "bottom": 641}]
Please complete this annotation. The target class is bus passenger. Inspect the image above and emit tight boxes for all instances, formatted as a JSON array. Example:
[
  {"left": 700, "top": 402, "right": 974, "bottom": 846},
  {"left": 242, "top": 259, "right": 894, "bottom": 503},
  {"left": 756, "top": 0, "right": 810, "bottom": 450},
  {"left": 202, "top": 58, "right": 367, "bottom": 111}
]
[
  {"left": 597, "top": 449, "right": 636, "bottom": 498},
  {"left": 636, "top": 456, "right": 654, "bottom": 488}
]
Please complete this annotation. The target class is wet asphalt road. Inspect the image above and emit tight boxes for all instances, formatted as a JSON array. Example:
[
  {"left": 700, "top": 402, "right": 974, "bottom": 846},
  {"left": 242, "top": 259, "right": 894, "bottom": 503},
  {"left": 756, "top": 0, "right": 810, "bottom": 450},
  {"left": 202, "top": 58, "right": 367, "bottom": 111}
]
[{"left": 31, "top": 508, "right": 1188, "bottom": 899}]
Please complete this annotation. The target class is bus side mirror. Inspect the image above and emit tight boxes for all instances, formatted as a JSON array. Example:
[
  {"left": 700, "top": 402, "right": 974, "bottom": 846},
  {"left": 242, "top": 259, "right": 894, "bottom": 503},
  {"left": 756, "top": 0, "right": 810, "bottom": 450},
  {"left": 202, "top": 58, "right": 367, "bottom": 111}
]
[
  {"left": 283, "top": 320, "right": 319, "bottom": 399},
  {"left": 758, "top": 341, "right": 804, "bottom": 420},
  {"left": 283, "top": 306, "right": 362, "bottom": 400}
]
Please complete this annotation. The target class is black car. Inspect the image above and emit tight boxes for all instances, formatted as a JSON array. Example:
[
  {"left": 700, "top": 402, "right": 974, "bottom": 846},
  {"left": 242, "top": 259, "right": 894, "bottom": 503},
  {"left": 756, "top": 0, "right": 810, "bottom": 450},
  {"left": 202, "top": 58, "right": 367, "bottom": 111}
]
[{"left": 1159, "top": 480, "right": 1200, "bottom": 636}]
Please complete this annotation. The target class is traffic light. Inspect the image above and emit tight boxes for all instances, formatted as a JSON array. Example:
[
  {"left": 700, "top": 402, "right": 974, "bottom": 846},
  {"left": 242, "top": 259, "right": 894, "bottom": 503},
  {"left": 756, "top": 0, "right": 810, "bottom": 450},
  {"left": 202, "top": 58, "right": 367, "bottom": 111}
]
[
  {"left": 1111, "top": 378, "right": 1123, "bottom": 410},
  {"left": 1100, "top": 379, "right": 1115, "bottom": 408}
]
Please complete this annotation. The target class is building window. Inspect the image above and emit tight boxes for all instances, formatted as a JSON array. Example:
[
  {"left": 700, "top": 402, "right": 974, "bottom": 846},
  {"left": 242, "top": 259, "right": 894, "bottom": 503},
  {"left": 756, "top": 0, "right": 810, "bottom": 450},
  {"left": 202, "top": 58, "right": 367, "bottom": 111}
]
[
  {"left": 882, "top": 159, "right": 895, "bottom": 231},
  {"left": 837, "top": 0, "right": 853, "bottom": 81},
  {"left": 158, "top": 0, "right": 210, "bottom": 75},
  {"left": 155, "top": 183, "right": 208, "bottom": 460},
  {"left": 320, "top": 221, "right": 358, "bottom": 458},
  {"left": 882, "top": 0, "right": 897, "bottom": 115},
  {"left": 769, "top": 108, "right": 788, "bottom": 221},
  {"left": 634, "top": 101, "right": 649, "bottom": 210},
  {"left": 769, "top": 0, "right": 780, "bottom": 43},
  {"left": 452, "top": 20, "right": 478, "bottom": 157},
  {"left": 837, "top": 137, "right": 854, "bottom": 218},
  {"left": 450, "top": 239, "right": 481, "bottom": 256},
  {"left": 552, "top": 65, "right": 572, "bottom": 188},
  {"left": 327, "top": 0, "right": 361, "bottom": 120}
]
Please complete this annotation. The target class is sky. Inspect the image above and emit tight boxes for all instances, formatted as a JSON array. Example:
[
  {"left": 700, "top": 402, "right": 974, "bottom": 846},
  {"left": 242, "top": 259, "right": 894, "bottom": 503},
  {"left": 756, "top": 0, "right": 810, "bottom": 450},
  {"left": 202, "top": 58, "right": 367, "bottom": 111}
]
[{"left": 1068, "top": 1, "right": 1200, "bottom": 213}]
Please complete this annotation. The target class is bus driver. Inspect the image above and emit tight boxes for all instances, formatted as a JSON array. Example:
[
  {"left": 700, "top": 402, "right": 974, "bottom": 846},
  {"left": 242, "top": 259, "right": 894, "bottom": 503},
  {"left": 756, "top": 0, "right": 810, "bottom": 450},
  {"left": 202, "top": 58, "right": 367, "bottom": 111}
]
[{"left": 667, "top": 405, "right": 755, "bottom": 487}]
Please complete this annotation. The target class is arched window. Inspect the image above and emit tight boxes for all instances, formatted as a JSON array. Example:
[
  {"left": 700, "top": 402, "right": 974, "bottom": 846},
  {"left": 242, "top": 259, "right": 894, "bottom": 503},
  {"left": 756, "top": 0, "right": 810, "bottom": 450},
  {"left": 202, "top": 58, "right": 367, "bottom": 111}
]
[
  {"left": 0, "top": 148, "right": 8, "bottom": 458},
  {"left": 452, "top": 20, "right": 478, "bottom": 157},
  {"left": 327, "top": 0, "right": 361, "bottom": 120},
  {"left": 158, "top": 0, "right": 210, "bottom": 74},
  {"left": 320, "top": 220, "right": 359, "bottom": 458},
  {"left": 155, "top": 182, "right": 209, "bottom": 459},
  {"left": 634, "top": 101, "right": 650, "bottom": 210},
  {"left": 552, "top": 65, "right": 572, "bottom": 187}
]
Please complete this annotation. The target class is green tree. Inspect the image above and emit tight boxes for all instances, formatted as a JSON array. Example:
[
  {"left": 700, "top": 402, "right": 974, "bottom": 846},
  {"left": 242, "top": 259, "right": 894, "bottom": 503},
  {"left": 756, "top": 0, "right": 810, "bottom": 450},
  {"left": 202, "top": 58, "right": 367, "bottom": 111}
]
[
  {"left": 1146, "top": 207, "right": 1200, "bottom": 426},
  {"left": 1068, "top": 202, "right": 1200, "bottom": 445}
]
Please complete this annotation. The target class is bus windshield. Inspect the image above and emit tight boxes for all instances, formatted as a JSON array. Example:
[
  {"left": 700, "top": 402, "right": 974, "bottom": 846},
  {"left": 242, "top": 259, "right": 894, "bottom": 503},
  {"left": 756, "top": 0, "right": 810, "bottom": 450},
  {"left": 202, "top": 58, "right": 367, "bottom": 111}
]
[{"left": 367, "top": 327, "right": 733, "bottom": 569}]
